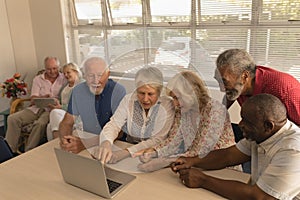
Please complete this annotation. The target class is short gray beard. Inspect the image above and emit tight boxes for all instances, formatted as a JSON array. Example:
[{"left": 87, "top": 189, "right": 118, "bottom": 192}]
[
  {"left": 226, "top": 84, "right": 244, "bottom": 101},
  {"left": 89, "top": 86, "right": 103, "bottom": 95}
]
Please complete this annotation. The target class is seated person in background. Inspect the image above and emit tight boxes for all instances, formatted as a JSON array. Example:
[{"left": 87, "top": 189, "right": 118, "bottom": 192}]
[
  {"left": 5, "top": 56, "right": 66, "bottom": 153},
  {"left": 136, "top": 71, "right": 236, "bottom": 172},
  {"left": 47, "top": 62, "right": 82, "bottom": 140},
  {"left": 95, "top": 67, "right": 175, "bottom": 164},
  {"left": 171, "top": 94, "right": 300, "bottom": 200},
  {"left": 58, "top": 57, "right": 126, "bottom": 154}
]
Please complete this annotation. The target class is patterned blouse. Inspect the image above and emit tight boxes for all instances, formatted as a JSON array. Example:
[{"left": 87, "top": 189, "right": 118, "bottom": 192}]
[
  {"left": 100, "top": 92, "right": 175, "bottom": 155},
  {"left": 155, "top": 98, "right": 235, "bottom": 158}
]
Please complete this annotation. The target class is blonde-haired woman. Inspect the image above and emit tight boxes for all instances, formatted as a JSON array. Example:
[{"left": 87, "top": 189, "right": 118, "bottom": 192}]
[
  {"left": 47, "top": 62, "right": 82, "bottom": 140},
  {"left": 136, "top": 71, "right": 237, "bottom": 172}
]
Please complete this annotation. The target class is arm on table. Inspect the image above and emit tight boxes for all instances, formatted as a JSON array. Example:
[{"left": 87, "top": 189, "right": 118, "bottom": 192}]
[{"left": 58, "top": 112, "right": 85, "bottom": 153}]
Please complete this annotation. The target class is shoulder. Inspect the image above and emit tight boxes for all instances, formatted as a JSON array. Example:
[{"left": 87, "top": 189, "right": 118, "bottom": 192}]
[
  {"left": 157, "top": 96, "right": 174, "bottom": 111},
  {"left": 76, "top": 78, "right": 85, "bottom": 85},
  {"left": 72, "top": 82, "right": 87, "bottom": 93},
  {"left": 58, "top": 72, "right": 65, "bottom": 79},
  {"left": 158, "top": 96, "right": 173, "bottom": 106},
  {"left": 61, "top": 82, "right": 69, "bottom": 90},
  {"left": 278, "top": 122, "right": 300, "bottom": 151},
  {"left": 204, "top": 98, "right": 227, "bottom": 113},
  {"left": 159, "top": 95, "right": 173, "bottom": 103},
  {"left": 125, "top": 92, "right": 139, "bottom": 102},
  {"left": 236, "top": 139, "right": 253, "bottom": 155},
  {"left": 56, "top": 72, "right": 66, "bottom": 83},
  {"left": 257, "top": 65, "right": 299, "bottom": 84},
  {"left": 120, "top": 93, "right": 133, "bottom": 102},
  {"left": 74, "top": 81, "right": 86, "bottom": 88},
  {"left": 107, "top": 79, "right": 126, "bottom": 92},
  {"left": 32, "top": 73, "right": 44, "bottom": 82},
  {"left": 254, "top": 66, "right": 300, "bottom": 98},
  {"left": 202, "top": 99, "right": 230, "bottom": 121}
]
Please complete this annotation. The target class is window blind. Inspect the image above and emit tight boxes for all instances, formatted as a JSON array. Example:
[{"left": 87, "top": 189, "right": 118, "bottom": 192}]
[{"left": 68, "top": 0, "right": 300, "bottom": 84}]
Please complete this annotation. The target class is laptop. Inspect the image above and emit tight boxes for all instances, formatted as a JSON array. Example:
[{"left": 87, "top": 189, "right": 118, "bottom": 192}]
[
  {"left": 33, "top": 98, "right": 56, "bottom": 108},
  {"left": 54, "top": 148, "right": 136, "bottom": 199}
]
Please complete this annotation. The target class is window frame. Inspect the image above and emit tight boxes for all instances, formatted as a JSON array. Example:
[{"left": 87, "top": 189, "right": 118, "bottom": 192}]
[{"left": 66, "top": 0, "right": 300, "bottom": 85}]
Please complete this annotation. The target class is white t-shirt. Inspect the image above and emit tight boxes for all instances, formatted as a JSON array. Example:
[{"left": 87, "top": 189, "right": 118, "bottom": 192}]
[{"left": 237, "top": 120, "right": 300, "bottom": 200}]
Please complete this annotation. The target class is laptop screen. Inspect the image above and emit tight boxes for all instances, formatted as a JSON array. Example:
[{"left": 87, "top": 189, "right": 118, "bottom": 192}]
[{"left": 54, "top": 148, "right": 136, "bottom": 198}]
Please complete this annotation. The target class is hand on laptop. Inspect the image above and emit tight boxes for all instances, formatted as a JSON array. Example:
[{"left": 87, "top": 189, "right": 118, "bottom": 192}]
[
  {"left": 92, "top": 142, "right": 130, "bottom": 164},
  {"left": 96, "top": 140, "right": 113, "bottom": 163}
]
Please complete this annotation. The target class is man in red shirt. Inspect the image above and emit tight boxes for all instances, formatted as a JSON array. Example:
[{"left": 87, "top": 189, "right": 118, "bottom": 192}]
[
  {"left": 214, "top": 48, "right": 300, "bottom": 128},
  {"left": 214, "top": 48, "right": 300, "bottom": 172}
]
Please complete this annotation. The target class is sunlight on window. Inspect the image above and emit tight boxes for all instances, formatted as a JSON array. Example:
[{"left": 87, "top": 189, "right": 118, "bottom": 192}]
[
  {"left": 74, "top": 0, "right": 102, "bottom": 20},
  {"left": 110, "top": 0, "right": 142, "bottom": 23},
  {"left": 151, "top": 0, "right": 191, "bottom": 22}
]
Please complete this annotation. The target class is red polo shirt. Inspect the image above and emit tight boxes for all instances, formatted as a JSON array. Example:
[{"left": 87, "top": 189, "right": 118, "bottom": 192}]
[{"left": 237, "top": 65, "right": 300, "bottom": 126}]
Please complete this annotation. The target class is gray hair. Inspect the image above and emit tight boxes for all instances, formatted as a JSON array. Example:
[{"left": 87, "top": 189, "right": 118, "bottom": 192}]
[
  {"left": 44, "top": 56, "right": 60, "bottom": 67},
  {"left": 80, "top": 57, "right": 108, "bottom": 75},
  {"left": 216, "top": 49, "right": 256, "bottom": 77},
  {"left": 167, "top": 71, "right": 210, "bottom": 111},
  {"left": 135, "top": 67, "right": 163, "bottom": 94}
]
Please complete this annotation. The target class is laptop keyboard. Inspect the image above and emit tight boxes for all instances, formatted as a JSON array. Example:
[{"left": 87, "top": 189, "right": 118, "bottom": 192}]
[{"left": 107, "top": 179, "right": 122, "bottom": 193}]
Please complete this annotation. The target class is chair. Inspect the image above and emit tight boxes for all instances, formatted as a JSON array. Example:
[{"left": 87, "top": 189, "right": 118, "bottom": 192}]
[
  {"left": 10, "top": 98, "right": 32, "bottom": 153},
  {"left": 9, "top": 69, "right": 47, "bottom": 153},
  {"left": 0, "top": 136, "right": 13, "bottom": 163},
  {"left": 10, "top": 98, "right": 31, "bottom": 114},
  {"left": 10, "top": 97, "right": 49, "bottom": 153}
]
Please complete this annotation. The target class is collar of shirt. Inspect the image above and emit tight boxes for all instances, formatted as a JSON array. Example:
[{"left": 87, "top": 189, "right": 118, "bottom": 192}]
[
  {"left": 258, "top": 120, "right": 294, "bottom": 153},
  {"left": 252, "top": 65, "right": 263, "bottom": 95}
]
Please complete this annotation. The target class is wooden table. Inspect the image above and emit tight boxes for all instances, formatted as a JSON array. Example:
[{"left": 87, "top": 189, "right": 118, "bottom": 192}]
[{"left": 0, "top": 139, "right": 250, "bottom": 200}]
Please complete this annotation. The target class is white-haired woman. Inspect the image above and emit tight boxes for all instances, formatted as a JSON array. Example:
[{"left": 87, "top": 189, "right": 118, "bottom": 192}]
[
  {"left": 47, "top": 62, "right": 82, "bottom": 140},
  {"left": 95, "top": 67, "right": 175, "bottom": 163},
  {"left": 135, "top": 71, "right": 237, "bottom": 172}
]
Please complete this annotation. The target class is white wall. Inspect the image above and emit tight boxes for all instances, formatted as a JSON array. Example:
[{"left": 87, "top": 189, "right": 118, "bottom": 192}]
[
  {"left": 0, "top": 0, "right": 68, "bottom": 84},
  {"left": 29, "top": 0, "right": 67, "bottom": 66},
  {"left": 5, "top": 0, "right": 38, "bottom": 87},
  {"left": 0, "top": 0, "right": 18, "bottom": 113},
  {"left": 0, "top": 0, "right": 67, "bottom": 125}
]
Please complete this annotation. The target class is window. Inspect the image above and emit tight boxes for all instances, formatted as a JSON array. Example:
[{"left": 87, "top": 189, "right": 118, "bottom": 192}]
[
  {"left": 109, "top": 0, "right": 143, "bottom": 24},
  {"left": 66, "top": 0, "right": 300, "bottom": 85},
  {"left": 150, "top": 0, "right": 191, "bottom": 23},
  {"left": 260, "top": 0, "right": 300, "bottom": 22},
  {"left": 74, "top": 0, "right": 103, "bottom": 25},
  {"left": 199, "top": 0, "right": 252, "bottom": 24}
]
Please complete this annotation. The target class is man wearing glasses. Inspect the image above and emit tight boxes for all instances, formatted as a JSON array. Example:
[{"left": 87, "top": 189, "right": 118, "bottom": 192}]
[{"left": 58, "top": 57, "right": 126, "bottom": 154}]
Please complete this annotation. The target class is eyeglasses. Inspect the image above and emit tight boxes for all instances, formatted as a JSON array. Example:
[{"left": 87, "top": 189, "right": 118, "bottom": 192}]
[
  {"left": 45, "top": 66, "right": 59, "bottom": 71},
  {"left": 86, "top": 73, "right": 104, "bottom": 80}
]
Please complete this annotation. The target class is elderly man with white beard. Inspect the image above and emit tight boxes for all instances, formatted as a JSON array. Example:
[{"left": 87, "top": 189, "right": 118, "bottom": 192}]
[{"left": 58, "top": 57, "right": 126, "bottom": 154}]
